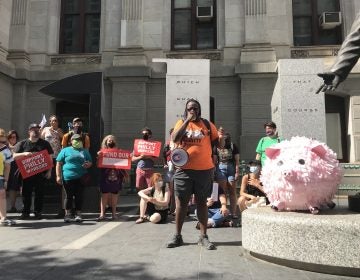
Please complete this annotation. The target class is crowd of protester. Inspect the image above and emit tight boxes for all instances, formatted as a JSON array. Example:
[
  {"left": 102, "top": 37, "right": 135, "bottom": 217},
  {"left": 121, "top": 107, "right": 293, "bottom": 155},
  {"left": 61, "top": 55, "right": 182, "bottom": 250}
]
[{"left": 0, "top": 108, "right": 278, "bottom": 250}]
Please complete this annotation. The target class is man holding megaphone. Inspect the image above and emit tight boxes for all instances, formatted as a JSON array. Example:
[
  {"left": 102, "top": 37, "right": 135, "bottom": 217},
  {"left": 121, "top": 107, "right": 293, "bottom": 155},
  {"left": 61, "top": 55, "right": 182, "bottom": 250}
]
[{"left": 166, "top": 99, "right": 220, "bottom": 250}]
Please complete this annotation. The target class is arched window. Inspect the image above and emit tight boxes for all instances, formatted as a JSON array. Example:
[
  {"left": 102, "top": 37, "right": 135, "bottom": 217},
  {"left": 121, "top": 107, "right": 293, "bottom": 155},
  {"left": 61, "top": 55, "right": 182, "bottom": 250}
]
[
  {"left": 59, "top": 0, "right": 101, "bottom": 53},
  {"left": 292, "top": 0, "right": 342, "bottom": 46},
  {"left": 171, "top": 0, "right": 217, "bottom": 50}
]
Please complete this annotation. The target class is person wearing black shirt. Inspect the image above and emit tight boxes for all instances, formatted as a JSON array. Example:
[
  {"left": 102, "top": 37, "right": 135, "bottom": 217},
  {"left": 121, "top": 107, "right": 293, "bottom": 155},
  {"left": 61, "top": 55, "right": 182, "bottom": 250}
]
[{"left": 13, "top": 123, "right": 53, "bottom": 219}]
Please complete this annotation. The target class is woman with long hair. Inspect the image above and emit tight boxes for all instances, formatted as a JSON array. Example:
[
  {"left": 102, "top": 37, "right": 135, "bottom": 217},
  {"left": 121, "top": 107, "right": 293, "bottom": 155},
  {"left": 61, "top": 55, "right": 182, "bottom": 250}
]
[
  {"left": 97, "top": 135, "right": 127, "bottom": 221},
  {"left": 136, "top": 173, "right": 169, "bottom": 224}
]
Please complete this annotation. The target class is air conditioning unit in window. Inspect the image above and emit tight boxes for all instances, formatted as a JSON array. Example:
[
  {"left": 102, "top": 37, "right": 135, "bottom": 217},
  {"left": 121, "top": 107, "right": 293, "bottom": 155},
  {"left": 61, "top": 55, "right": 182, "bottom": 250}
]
[
  {"left": 319, "top": 12, "right": 342, "bottom": 29},
  {"left": 196, "top": 6, "right": 213, "bottom": 21}
]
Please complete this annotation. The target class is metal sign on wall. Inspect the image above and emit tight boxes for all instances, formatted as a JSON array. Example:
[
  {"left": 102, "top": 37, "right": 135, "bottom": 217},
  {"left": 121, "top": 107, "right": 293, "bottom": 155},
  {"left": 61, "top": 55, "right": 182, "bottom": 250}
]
[{"left": 153, "top": 59, "right": 210, "bottom": 138}]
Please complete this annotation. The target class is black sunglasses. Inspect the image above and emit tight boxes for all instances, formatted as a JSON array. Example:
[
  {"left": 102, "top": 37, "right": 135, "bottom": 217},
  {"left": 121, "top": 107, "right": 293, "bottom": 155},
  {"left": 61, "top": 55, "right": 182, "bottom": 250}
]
[{"left": 187, "top": 107, "right": 199, "bottom": 111}]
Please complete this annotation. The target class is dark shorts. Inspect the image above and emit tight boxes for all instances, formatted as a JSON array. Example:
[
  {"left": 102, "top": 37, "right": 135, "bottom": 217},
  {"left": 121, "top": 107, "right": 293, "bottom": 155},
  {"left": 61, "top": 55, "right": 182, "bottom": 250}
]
[
  {"left": 146, "top": 202, "right": 168, "bottom": 224},
  {"left": 7, "top": 162, "right": 22, "bottom": 191},
  {"left": 173, "top": 168, "right": 213, "bottom": 204}
]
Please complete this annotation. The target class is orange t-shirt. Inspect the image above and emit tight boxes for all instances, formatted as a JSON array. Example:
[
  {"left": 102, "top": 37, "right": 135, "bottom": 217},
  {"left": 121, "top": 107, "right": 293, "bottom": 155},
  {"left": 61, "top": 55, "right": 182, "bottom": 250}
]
[{"left": 173, "top": 119, "right": 218, "bottom": 170}]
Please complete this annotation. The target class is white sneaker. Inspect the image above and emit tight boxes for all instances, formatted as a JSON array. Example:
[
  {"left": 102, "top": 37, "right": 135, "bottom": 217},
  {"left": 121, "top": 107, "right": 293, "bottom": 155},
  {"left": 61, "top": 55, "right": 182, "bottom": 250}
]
[
  {"left": 0, "top": 218, "right": 15, "bottom": 226},
  {"left": 74, "top": 215, "right": 83, "bottom": 223},
  {"left": 64, "top": 214, "right": 72, "bottom": 223}
]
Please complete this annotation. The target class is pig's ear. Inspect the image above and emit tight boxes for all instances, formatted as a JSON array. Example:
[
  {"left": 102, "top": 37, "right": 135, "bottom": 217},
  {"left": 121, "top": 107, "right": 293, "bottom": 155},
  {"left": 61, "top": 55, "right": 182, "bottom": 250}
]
[
  {"left": 311, "top": 145, "right": 327, "bottom": 159},
  {"left": 266, "top": 147, "right": 280, "bottom": 159}
]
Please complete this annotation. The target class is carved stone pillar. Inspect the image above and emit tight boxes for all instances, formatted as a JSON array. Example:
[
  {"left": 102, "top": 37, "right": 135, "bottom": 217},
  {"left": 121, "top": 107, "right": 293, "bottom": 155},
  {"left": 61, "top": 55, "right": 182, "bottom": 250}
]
[
  {"left": 8, "top": 0, "right": 30, "bottom": 68},
  {"left": 120, "top": 0, "right": 143, "bottom": 48},
  {"left": 113, "top": 0, "right": 146, "bottom": 66}
]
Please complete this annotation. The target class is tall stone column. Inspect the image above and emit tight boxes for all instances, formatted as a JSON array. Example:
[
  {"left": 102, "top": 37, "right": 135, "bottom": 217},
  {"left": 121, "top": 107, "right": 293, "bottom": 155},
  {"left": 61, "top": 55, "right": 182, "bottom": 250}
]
[
  {"left": 0, "top": 0, "right": 12, "bottom": 62},
  {"left": 8, "top": 0, "right": 30, "bottom": 68},
  {"left": 113, "top": 0, "right": 145, "bottom": 66},
  {"left": 12, "top": 83, "right": 28, "bottom": 136}
]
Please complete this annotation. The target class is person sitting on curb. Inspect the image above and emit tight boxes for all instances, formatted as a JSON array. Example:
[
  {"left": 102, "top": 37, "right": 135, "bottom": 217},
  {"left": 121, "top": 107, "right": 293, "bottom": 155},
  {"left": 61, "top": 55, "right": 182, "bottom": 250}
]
[
  {"left": 237, "top": 160, "right": 269, "bottom": 215},
  {"left": 195, "top": 182, "right": 233, "bottom": 229},
  {"left": 136, "top": 173, "right": 170, "bottom": 224}
]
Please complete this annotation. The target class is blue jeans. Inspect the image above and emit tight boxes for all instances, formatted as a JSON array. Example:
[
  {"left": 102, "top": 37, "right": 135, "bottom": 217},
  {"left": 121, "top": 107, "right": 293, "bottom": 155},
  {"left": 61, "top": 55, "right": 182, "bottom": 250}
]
[
  {"left": 208, "top": 208, "right": 225, "bottom": 227},
  {"left": 215, "top": 162, "right": 235, "bottom": 182},
  {"left": 196, "top": 207, "right": 225, "bottom": 227}
]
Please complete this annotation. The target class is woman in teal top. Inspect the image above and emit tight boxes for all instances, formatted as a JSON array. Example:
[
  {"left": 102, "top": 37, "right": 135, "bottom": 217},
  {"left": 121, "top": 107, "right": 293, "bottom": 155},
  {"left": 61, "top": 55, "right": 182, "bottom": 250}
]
[
  {"left": 56, "top": 134, "right": 92, "bottom": 223},
  {"left": 255, "top": 121, "right": 281, "bottom": 166}
]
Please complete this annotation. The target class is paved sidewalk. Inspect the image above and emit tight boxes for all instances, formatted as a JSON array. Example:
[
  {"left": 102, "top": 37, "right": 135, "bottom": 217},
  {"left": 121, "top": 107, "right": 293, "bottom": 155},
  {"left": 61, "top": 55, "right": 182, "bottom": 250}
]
[{"left": 1, "top": 195, "right": 358, "bottom": 280}]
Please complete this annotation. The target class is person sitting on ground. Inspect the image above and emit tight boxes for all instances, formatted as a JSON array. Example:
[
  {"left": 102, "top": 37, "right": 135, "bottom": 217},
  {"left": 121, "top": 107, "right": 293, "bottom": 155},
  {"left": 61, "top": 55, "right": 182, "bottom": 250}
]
[
  {"left": 136, "top": 173, "right": 170, "bottom": 224},
  {"left": 195, "top": 182, "right": 233, "bottom": 229},
  {"left": 237, "top": 160, "right": 269, "bottom": 214},
  {"left": 97, "top": 135, "right": 128, "bottom": 221}
]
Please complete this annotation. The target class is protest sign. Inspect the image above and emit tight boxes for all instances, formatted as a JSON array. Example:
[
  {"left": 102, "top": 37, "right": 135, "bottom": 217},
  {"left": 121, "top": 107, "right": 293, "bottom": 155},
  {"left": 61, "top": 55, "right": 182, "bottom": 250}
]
[
  {"left": 16, "top": 150, "right": 53, "bottom": 179},
  {"left": 133, "top": 139, "right": 161, "bottom": 157},
  {"left": 97, "top": 148, "right": 131, "bottom": 170}
]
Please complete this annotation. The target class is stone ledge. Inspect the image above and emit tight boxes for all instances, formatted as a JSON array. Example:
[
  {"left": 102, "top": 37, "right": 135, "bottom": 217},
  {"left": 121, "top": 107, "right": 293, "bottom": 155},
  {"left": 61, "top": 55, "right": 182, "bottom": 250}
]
[{"left": 242, "top": 206, "right": 360, "bottom": 277}]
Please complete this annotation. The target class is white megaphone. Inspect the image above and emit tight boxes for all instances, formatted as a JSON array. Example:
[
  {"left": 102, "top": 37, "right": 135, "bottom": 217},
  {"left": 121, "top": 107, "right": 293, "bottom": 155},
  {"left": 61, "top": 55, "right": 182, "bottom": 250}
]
[{"left": 170, "top": 148, "right": 189, "bottom": 167}]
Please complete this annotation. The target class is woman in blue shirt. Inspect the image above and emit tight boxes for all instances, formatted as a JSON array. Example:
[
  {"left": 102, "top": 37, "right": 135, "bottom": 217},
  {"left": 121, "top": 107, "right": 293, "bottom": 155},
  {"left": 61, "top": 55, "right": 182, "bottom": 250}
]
[{"left": 56, "top": 134, "right": 92, "bottom": 223}]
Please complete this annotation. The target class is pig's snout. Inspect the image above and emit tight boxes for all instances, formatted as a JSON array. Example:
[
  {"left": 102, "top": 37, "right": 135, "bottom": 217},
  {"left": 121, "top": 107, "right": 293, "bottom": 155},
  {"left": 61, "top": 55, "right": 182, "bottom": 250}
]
[{"left": 282, "top": 170, "right": 295, "bottom": 179}]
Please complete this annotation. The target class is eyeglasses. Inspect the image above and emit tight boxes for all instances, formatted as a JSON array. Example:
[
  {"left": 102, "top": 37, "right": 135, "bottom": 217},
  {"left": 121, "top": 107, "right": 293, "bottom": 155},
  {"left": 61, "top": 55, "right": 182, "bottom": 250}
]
[{"left": 187, "top": 107, "right": 199, "bottom": 111}]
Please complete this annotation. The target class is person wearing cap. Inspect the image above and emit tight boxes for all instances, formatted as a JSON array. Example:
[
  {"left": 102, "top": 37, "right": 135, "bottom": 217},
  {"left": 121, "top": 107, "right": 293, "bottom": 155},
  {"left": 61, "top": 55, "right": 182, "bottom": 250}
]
[
  {"left": 13, "top": 123, "right": 54, "bottom": 219},
  {"left": 0, "top": 128, "right": 15, "bottom": 226},
  {"left": 255, "top": 121, "right": 281, "bottom": 167},
  {"left": 56, "top": 133, "right": 92, "bottom": 223},
  {"left": 61, "top": 117, "right": 90, "bottom": 149},
  {"left": 237, "top": 160, "right": 269, "bottom": 217}
]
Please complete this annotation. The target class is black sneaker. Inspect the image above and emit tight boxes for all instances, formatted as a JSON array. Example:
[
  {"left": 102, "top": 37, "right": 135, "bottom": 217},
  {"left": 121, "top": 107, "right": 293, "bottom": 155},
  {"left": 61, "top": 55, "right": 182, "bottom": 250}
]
[
  {"left": 166, "top": 234, "right": 183, "bottom": 248},
  {"left": 198, "top": 235, "right": 216, "bottom": 250},
  {"left": 34, "top": 212, "right": 43, "bottom": 220},
  {"left": 19, "top": 213, "right": 30, "bottom": 220},
  {"left": 55, "top": 209, "right": 65, "bottom": 219}
]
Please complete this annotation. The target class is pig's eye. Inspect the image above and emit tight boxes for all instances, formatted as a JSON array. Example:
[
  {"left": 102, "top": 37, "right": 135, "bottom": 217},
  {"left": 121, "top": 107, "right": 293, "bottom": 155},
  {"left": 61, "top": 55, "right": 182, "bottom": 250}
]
[
  {"left": 298, "top": 159, "right": 305, "bottom": 165},
  {"left": 277, "top": 160, "right": 283, "bottom": 166}
]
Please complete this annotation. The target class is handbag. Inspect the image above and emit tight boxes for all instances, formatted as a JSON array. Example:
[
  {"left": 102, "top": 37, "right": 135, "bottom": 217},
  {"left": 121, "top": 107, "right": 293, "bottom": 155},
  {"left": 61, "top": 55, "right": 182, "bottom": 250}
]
[{"left": 80, "top": 173, "right": 92, "bottom": 187}]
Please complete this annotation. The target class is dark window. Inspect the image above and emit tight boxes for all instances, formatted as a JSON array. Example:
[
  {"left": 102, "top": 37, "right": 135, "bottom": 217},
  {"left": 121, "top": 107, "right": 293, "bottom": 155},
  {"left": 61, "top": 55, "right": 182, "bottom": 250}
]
[
  {"left": 171, "top": 0, "right": 217, "bottom": 50},
  {"left": 59, "top": 0, "right": 101, "bottom": 54},
  {"left": 292, "top": 0, "right": 342, "bottom": 46}
]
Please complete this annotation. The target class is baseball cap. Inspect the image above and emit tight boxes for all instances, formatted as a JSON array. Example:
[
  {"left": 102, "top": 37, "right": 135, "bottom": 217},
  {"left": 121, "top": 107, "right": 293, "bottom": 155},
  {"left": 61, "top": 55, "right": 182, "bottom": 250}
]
[
  {"left": 72, "top": 117, "right": 82, "bottom": 124},
  {"left": 28, "top": 123, "right": 40, "bottom": 130},
  {"left": 71, "top": 134, "right": 82, "bottom": 141}
]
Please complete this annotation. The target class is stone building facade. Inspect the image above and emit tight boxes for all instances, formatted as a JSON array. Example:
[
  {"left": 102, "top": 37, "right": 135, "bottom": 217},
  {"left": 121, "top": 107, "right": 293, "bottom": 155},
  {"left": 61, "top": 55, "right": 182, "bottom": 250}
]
[{"left": 0, "top": 0, "right": 360, "bottom": 165}]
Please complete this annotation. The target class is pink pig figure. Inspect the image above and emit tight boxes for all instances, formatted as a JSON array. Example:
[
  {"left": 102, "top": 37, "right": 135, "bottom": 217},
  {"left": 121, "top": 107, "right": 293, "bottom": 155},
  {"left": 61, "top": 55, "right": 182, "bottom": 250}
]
[{"left": 260, "top": 136, "right": 342, "bottom": 214}]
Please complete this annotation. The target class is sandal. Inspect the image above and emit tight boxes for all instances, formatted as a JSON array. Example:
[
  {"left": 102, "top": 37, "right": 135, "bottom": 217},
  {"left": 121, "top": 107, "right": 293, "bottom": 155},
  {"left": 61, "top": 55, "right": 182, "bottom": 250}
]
[
  {"left": 96, "top": 216, "right": 106, "bottom": 222},
  {"left": 135, "top": 216, "right": 147, "bottom": 224}
]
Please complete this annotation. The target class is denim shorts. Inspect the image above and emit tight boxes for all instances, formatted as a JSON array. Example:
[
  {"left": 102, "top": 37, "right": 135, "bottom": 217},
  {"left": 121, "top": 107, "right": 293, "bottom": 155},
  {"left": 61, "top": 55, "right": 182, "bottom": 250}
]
[
  {"left": 173, "top": 168, "right": 213, "bottom": 204},
  {"left": 215, "top": 162, "right": 235, "bottom": 182}
]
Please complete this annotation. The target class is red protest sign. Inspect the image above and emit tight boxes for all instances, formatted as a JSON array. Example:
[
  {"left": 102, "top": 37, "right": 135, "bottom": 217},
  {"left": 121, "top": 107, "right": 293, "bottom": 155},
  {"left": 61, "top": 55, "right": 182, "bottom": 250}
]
[
  {"left": 16, "top": 150, "right": 53, "bottom": 179},
  {"left": 133, "top": 139, "right": 162, "bottom": 158},
  {"left": 97, "top": 148, "right": 131, "bottom": 170}
]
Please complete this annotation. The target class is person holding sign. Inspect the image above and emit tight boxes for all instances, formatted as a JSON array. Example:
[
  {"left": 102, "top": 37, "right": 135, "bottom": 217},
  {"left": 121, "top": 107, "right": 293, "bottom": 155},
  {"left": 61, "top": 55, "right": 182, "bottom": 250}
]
[
  {"left": 97, "top": 135, "right": 128, "bottom": 221},
  {"left": 13, "top": 123, "right": 53, "bottom": 220},
  {"left": 132, "top": 127, "right": 156, "bottom": 190},
  {"left": 56, "top": 134, "right": 92, "bottom": 223},
  {"left": 166, "top": 99, "right": 219, "bottom": 250}
]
